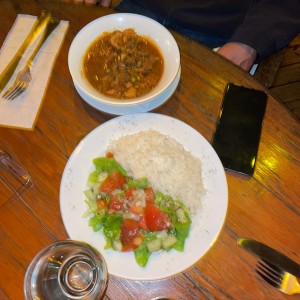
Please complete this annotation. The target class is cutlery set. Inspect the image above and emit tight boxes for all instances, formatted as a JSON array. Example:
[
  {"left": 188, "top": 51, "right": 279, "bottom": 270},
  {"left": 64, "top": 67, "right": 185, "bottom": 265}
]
[
  {"left": 0, "top": 10, "right": 60, "bottom": 100},
  {"left": 238, "top": 238, "right": 300, "bottom": 295}
]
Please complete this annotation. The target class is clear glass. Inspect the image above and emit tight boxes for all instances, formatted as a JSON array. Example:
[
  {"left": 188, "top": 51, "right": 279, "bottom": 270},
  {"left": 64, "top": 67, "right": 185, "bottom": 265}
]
[{"left": 24, "top": 240, "right": 108, "bottom": 300}]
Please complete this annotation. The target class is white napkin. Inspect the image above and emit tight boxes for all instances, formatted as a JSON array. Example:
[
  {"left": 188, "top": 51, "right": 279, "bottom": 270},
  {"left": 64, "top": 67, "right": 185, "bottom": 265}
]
[{"left": 0, "top": 14, "right": 69, "bottom": 130}]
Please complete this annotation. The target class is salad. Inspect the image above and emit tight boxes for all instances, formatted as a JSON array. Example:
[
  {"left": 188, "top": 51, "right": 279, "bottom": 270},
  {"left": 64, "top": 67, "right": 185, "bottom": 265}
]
[{"left": 83, "top": 153, "right": 191, "bottom": 267}]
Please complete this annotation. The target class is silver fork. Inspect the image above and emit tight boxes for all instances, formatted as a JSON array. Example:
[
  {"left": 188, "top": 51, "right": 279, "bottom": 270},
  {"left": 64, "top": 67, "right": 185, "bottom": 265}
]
[
  {"left": 256, "top": 259, "right": 300, "bottom": 295},
  {"left": 2, "top": 17, "right": 60, "bottom": 100}
]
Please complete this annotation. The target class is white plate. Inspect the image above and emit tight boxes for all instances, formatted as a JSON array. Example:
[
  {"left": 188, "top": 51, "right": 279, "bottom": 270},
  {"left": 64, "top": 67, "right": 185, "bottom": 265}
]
[
  {"left": 60, "top": 113, "right": 228, "bottom": 280},
  {"left": 75, "top": 66, "right": 181, "bottom": 115}
]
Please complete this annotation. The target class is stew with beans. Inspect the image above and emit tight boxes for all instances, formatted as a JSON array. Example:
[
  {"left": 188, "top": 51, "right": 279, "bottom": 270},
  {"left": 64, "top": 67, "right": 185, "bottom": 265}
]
[{"left": 82, "top": 29, "right": 164, "bottom": 99}]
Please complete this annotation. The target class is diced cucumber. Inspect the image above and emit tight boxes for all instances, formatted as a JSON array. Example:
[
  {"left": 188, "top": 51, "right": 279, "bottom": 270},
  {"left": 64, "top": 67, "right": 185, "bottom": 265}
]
[
  {"left": 112, "top": 240, "right": 122, "bottom": 251},
  {"left": 146, "top": 238, "right": 162, "bottom": 253},
  {"left": 84, "top": 189, "right": 96, "bottom": 201},
  {"left": 162, "top": 234, "right": 177, "bottom": 250},
  {"left": 98, "top": 172, "right": 108, "bottom": 183},
  {"left": 156, "top": 230, "right": 168, "bottom": 239},
  {"left": 176, "top": 208, "right": 188, "bottom": 223},
  {"left": 92, "top": 182, "right": 99, "bottom": 197},
  {"left": 87, "top": 170, "right": 99, "bottom": 187}
]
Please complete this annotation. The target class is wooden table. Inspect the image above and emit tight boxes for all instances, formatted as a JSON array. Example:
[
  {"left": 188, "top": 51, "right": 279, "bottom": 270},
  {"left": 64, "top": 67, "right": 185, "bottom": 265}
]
[{"left": 1, "top": 1, "right": 299, "bottom": 299}]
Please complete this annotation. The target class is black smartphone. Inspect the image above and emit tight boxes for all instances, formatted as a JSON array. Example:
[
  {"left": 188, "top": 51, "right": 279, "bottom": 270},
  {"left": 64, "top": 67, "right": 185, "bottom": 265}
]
[{"left": 212, "top": 83, "right": 268, "bottom": 175}]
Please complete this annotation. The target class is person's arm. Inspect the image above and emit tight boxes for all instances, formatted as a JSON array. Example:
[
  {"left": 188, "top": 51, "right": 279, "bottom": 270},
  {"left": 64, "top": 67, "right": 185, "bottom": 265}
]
[
  {"left": 227, "top": 0, "right": 300, "bottom": 62},
  {"left": 217, "top": 42, "right": 257, "bottom": 71}
]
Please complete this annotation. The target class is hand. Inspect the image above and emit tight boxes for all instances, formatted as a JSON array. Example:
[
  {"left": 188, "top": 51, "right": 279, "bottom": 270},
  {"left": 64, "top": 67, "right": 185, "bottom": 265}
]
[{"left": 217, "top": 42, "right": 257, "bottom": 71}]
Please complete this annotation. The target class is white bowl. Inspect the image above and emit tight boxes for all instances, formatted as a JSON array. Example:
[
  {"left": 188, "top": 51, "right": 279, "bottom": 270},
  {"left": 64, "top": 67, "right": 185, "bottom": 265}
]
[
  {"left": 74, "top": 66, "right": 181, "bottom": 115},
  {"left": 68, "top": 13, "right": 180, "bottom": 108}
]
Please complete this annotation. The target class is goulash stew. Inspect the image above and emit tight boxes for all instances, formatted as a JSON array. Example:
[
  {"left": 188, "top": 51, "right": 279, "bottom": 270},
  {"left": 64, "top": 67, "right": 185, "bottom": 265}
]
[{"left": 83, "top": 29, "right": 164, "bottom": 99}]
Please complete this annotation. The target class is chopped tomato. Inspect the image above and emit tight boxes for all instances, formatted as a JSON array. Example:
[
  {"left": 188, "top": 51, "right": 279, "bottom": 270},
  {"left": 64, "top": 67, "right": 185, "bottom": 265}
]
[
  {"left": 120, "top": 218, "right": 144, "bottom": 251},
  {"left": 106, "top": 152, "right": 114, "bottom": 158},
  {"left": 99, "top": 170, "right": 126, "bottom": 194},
  {"left": 138, "top": 216, "right": 147, "bottom": 230},
  {"left": 144, "top": 204, "right": 171, "bottom": 232},
  {"left": 129, "top": 205, "right": 144, "bottom": 215},
  {"left": 124, "top": 187, "right": 136, "bottom": 201},
  {"left": 121, "top": 244, "right": 135, "bottom": 252},
  {"left": 96, "top": 199, "right": 107, "bottom": 211},
  {"left": 109, "top": 195, "right": 124, "bottom": 212},
  {"left": 133, "top": 235, "right": 144, "bottom": 246},
  {"left": 144, "top": 187, "right": 155, "bottom": 204}
]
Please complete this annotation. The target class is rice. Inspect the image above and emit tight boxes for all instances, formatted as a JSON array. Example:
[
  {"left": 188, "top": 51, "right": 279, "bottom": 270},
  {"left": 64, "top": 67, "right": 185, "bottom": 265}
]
[{"left": 107, "top": 129, "right": 204, "bottom": 214}]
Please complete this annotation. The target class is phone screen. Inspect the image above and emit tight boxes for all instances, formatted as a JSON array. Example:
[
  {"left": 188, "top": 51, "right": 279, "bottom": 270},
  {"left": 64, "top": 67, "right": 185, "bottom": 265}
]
[{"left": 212, "top": 83, "right": 268, "bottom": 175}]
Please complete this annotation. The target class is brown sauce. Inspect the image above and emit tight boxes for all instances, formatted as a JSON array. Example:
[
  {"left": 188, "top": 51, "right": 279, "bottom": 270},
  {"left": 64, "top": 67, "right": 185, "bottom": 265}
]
[{"left": 82, "top": 29, "right": 164, "bottom": 99}]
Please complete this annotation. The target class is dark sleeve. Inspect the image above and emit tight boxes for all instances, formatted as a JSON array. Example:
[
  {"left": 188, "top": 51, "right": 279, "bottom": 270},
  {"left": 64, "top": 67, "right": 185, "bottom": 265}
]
[{"left": 228, "top": 0, "right": 300, "bottom": 61}]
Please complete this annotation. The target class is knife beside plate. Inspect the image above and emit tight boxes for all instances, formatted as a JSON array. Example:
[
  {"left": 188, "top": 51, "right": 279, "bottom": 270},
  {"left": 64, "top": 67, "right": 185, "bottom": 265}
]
[{"left": 238, "top": 238, "right": 300, "bottom": 277}]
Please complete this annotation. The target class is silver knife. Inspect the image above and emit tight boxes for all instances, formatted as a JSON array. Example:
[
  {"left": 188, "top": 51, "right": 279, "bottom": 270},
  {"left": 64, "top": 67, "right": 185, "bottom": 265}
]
[{"left": 238, "top": 238, "right": 300, "bottom": 277}]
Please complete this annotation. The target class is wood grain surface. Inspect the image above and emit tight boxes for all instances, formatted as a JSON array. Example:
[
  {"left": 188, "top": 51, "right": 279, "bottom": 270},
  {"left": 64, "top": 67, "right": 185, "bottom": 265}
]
[{"left": 0, "top": 1, "right": 299, "bottom": 299}]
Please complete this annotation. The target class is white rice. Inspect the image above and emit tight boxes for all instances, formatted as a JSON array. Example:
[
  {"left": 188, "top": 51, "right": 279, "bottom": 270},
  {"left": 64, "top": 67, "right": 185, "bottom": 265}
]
[{"left": 107, "top": 129, "right": 204, "bottom": 214}]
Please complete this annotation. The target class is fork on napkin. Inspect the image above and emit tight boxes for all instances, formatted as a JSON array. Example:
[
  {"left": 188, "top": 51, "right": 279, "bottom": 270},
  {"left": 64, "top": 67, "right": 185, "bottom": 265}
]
[{"left": 0, "top": 14, "right": 69, "bottom": 130}]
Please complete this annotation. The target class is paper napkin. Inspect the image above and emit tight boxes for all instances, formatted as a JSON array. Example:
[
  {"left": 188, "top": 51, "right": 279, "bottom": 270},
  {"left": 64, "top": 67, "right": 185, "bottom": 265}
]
[{"left": 0, "top": 14, "right": 69, "bottom": 130}]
